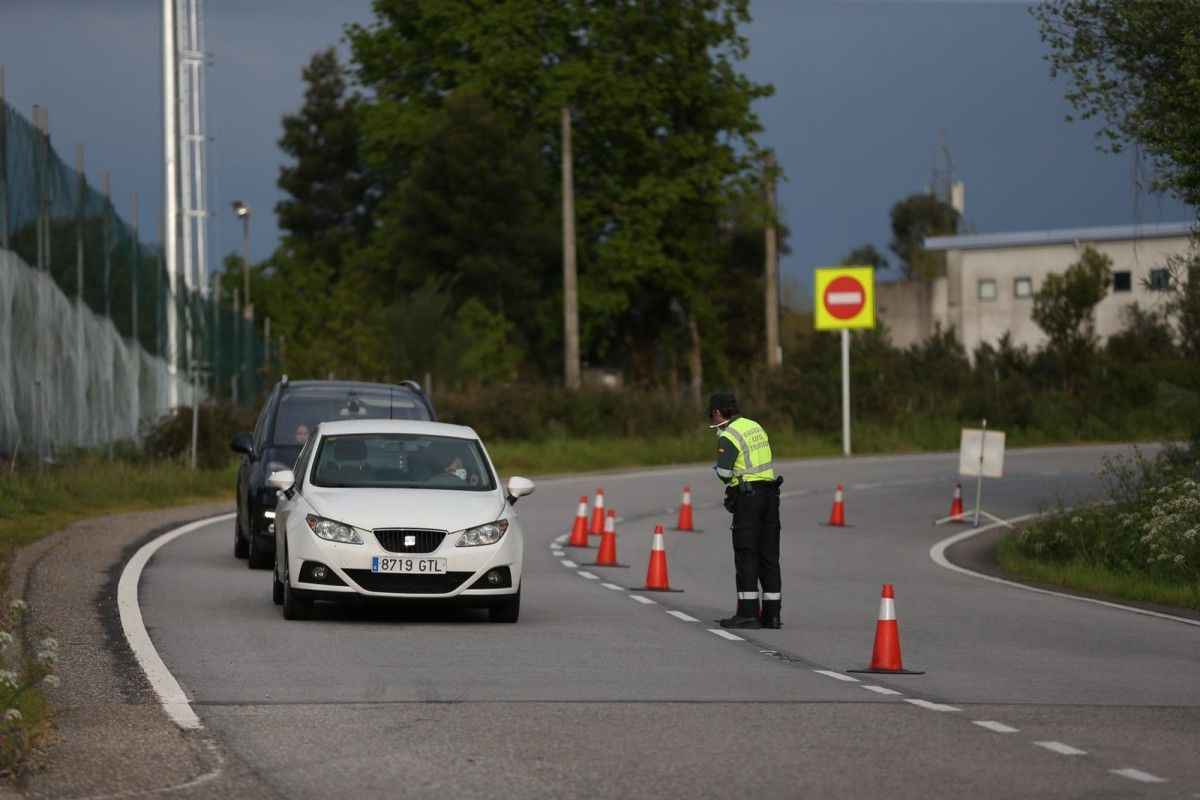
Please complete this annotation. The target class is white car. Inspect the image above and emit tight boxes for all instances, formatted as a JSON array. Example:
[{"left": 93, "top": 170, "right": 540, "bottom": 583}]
[{"left": 267, "top": 419, "right": 533, "bottom": 622}]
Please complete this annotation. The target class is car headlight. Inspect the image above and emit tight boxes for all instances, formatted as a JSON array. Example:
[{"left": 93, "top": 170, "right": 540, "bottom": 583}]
[
  {"left": 305, "top": 514, "right": 364, "bottom": 545},
  {"left": 455, "top": 519, "right": 510, "bottom": 547}
]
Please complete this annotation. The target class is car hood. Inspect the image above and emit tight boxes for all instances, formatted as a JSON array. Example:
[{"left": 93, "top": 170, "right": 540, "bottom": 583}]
[{"left": 304, "top": 487, "right": 508, "bottom": 532}]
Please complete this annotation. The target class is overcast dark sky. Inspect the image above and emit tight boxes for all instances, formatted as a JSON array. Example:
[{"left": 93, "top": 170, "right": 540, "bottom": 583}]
[{"left": 0, "top": 0, "right": 1191, "bottom": 298}]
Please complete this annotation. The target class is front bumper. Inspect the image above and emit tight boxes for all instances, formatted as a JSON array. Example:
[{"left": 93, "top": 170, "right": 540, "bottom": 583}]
[{"left": 286, "top": 521, "right": 523, "bottom": 600}]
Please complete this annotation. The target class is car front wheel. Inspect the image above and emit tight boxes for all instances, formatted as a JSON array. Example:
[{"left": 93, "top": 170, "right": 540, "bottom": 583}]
[
  {"left": 247, "top": 528, "right": 271, "bottom": 569},
  {"left": 272, "top": 558, "right": 284, "bottom": 606},
  {"left": 281, "top": 554, "right": 312, "bottom": 620},
  {"left": 488, "top": 587, "right": 520, "bottom": 623},
  {"left": 234, "top": 516, "right": 248, "bottom": 559}
]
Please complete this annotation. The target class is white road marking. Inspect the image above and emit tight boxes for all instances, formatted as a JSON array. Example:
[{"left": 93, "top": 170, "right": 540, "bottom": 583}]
[
  {"left": 577, "top": 571, "right": 599, "bottom": 580},
  {"left": 931, "top": 517, "right": 1200, "bottom": 628},
  {"left": 1110, "top": 768, "right": 1166, "bottom": 784},
  {"left": 666, "top": 610, "right": 699, "bottom": 622},
  {"left": 559, "top": 559, "right": 578, "bottom": 568},
  {"left": 973, "top": 720, "right": 1019, "bottom": 733},
  {"left": 904, "top": 699, "right": 960, "bottom": 712},
  {"left": 554, "top": 533, "right": 568, "bottom": 543},
  {"left": 708, "top": 628, "right": 744, "bottom": 641},
  {"left": 814, "top": 670, "right": 859, "bottom": 683},
  {"left": 863, "top": 685, "right": 902, "bottom": 696},
  {"left": 629, "top": 594, "right": 657, "bottom": 605},
  {"left": 119, "top": 513, "right": 235, "bottom": 731},
  {"left": 601, "top": 582, "right": 624, "bottom": 591},
  {"left": 1034, "top": 741, "right": 1087, "bottom": 756}
]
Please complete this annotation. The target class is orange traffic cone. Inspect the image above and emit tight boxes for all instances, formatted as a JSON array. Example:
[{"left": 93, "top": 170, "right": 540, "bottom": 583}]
[
  {"left": 826, "top": 485, "right": 847, "bottom": 526},
  {"left": 567, "top": 495, "right": 591, "bottom": 547},
  {"left": 589, "top": 489, "right": 606, "bottom": 535},
  {"left": 588, "top": 510, "right": 629, "bottom": 567},
  {"left": 948, "top": 482, "right": 967, "bottom": 523},
  {"left": 849, "top": 584, "right": 923, "bottom": 675},
  {"left": 639, "top": 525, "right": 682, "bottom": 592},
  {"left": 675, "top": 486, "right": 695, "bottom": 531}
]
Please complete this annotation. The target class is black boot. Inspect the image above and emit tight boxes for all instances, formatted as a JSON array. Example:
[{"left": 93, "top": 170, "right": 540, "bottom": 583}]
[
  {"left": 720, "top": 599, "right": 762, "bottom": 629},
  {"left": 761, "top": 601, "right": 781, "bottom": 629}
]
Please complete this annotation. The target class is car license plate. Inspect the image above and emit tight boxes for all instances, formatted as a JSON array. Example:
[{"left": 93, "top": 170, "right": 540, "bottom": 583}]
[{"left": 371, "top": 556, "right": 446, "bottom": 574}]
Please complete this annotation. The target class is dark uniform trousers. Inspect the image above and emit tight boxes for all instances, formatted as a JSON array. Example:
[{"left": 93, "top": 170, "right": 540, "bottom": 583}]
[{"left": 729, "top": 479, "right": 781, "bottom": 618}]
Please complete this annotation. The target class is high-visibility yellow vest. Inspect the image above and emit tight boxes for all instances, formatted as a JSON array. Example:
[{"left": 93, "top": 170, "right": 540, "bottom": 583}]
[{"left": 720, "top": 416, "right": 775, "bottom": 485}]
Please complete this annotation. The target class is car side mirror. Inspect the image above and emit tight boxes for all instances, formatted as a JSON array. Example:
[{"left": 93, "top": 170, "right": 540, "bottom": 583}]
[
  {"left": 267, "top": 469, "right": 295, "bottom": 495},
  {"left": 506, "top": 476, "right": 535, "bottom": 505},
  {"left": 230, "top": 433, "right": 255, "bottom": 459}
]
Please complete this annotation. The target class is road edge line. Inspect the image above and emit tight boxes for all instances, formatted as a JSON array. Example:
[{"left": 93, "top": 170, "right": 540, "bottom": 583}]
[
  {"left": 117, "top": 512, "right": 234, "bottom": 731},
  {"left": 929, "top": 515, "right": 1200, "bottom": 628}
]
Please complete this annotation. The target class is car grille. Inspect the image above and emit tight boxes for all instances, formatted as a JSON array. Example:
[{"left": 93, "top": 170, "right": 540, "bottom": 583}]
[
  {"left": 373, "top": 528, "right": 447, "bottom": 554},
  {"left": 344, "top": 570, "right": 473, "bottom": 594}
]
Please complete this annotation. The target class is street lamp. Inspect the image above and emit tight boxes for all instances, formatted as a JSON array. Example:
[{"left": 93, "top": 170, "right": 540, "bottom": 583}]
[{"left": 231, "top": 200, "right": 251, "bottom": 317}]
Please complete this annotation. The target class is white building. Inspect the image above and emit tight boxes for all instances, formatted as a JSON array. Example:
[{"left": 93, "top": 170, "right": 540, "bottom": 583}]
[{"left": 876, "top": 221, "right": 1194, "bottom": 353}]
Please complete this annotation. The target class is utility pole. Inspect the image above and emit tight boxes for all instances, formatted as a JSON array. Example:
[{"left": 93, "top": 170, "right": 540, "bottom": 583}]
[
  {"left": 131, "top": 192, "right": 139, "bottom": 346},
  {"left": 163, "top": 0, "right": 181, "bottom": 407},
  {"left": 764, "top": 149, "right": 781, "bottom": 368},
  {"left": 561, "top": 107, "right": 580, "bottom": 390}
]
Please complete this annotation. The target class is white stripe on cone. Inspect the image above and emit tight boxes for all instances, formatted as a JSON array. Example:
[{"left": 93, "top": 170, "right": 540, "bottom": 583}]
[
  {"left": 651, "top": 531, "right": 665, "bottom": 551},
  {"left": 877, "top": 597, "right": 895, "bottom": 621}
]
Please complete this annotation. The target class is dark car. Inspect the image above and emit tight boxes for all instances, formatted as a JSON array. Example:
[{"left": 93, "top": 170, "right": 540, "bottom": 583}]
[{"left": 231, "top": 378, "right": 436, "bottom": 568}]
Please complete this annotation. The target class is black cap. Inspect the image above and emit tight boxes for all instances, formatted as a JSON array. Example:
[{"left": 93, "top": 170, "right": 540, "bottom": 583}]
[{"left": 706, "top": 391, "right": 737, "bottom": 416}]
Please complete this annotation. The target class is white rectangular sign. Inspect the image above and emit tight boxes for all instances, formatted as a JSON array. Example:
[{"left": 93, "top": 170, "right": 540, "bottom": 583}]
[{"left": 958, "top": 428, "right": 1005, "bottom": 478}]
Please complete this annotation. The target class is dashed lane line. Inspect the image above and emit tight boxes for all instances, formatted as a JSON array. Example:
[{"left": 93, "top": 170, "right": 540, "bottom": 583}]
[
  {"left": 813, "top": 669, "right": 859, "bottom": 683},
  {"left": 1035, "top": 741, "right": 1087, "bottom": 756},
  {"left": 629, "top": 594, "right": 657, "bottom": 605},
  {"left": 559, "top": 559, "right": 578, "bottom": 568},
  {"left": 1110, "top": 768, "right": 1167, "bottom": 784},
  {"left": 863, "top": 685, "right": 902, "bottom": 696},
  {"left": 577, "top": 571, "right": 599, "bottom": 580},
  {"left": 904, "top": 699, "right": 960, "bottom": 713},
  {"left": 973, "top": 720, "right": 1020, "bottom": 734},
  {"left": 600, "top": 582, "right": 624, "bottom": 591},
  {"left": 666, "top": 610, "right": 700, "bottom": 622},
  {"left": 708, "top": 629, "right": 744, "bottom": 641}
]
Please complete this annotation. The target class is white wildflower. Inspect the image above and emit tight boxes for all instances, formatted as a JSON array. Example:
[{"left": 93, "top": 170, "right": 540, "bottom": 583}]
[
  {"left": 0, "top": 671, "right": 17, "bottom": 689},
  {"left": 4, "top": 709, "right": 21, "bottom": 722},
  {"left": 0, "top": 632, "right": 12, "bottom": 650},
  {"left": 41, "top": 675, "right": 59, "bottom": 689}
]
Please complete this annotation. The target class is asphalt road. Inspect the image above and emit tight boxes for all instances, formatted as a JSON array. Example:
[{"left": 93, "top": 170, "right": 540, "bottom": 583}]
[{"left": 138, "top": 445, "right": 1200, "bottom": 798}]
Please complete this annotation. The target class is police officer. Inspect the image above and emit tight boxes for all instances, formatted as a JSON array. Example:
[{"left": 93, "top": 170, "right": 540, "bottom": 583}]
[{"left": 708, "top": 391, "right": 782, "bottom": 629}]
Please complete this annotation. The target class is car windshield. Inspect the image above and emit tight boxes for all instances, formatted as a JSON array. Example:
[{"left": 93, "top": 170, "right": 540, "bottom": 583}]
[
  {"left": 272, "top": 388, "right": 429, "bottom": 447},
  {"left": 310, "top": 433, "right": 495, "bottom": 491}
]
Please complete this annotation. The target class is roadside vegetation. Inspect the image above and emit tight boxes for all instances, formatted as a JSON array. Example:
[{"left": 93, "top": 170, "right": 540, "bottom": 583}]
[{"left": 1001, "top": 445, "right": 1200, "bottom": 610}]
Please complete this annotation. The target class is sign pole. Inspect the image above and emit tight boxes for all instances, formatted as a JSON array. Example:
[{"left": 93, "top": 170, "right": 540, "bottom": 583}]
[
  {"left": 841, "top": 328, "right": 850, "bottom": 456},
  {"left": 973, "top": 418, "right": 986, "bottom": 527}
]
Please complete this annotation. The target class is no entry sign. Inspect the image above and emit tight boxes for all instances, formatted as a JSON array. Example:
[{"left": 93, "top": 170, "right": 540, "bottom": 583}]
[{"left": 814, "top": 266, "right": 875, "bottom": 330}]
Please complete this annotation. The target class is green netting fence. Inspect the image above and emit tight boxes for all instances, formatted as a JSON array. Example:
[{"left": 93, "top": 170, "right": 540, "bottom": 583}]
[{"left": 0, "top": 92, "right": 271, "bottom": 456}]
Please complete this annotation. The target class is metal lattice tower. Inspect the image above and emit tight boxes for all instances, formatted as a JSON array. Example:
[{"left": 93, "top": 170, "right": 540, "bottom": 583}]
[{"left": 177, "top": 0, "right": 210, "bottom": 298}]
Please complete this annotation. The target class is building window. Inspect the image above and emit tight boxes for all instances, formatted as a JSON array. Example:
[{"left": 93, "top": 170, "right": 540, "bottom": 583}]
[
  {"left": 978, "top": 279, "right": 997, "bottom": 301},
  {"left": 1014, "top": 277, "right": 1033, "bottom": 298},
  {"left": 1113, "top": 270, "right": 1132, "bottom": 292},
  {"left": 1149, "top": 268, "right": 1171, "bottom": 291}
]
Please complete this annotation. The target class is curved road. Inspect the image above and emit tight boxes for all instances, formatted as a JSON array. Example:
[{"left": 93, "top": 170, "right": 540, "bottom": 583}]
[{"left": 138, "top": 445, "right": 1200, "bottom": 798}]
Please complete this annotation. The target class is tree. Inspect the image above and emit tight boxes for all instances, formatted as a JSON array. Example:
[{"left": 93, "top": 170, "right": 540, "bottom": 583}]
[
  {"left": 276, "top": 48, "right": 376, "bottom": 270},
  {"left": 347, "top": 1, "right": 773, "bottom": 386},
  {"left": 366, "top": 87, "right": 558, "bottom": 368},
  {"left": 1033, "top": 1, "right": 1200, "bottom": 210},
  {"left": 888, "top": 193, "right": 959, "bottom": 279},
  {"left": 1031, "top": 245, "right": 1112, "bottom": 357},
  {"left": 840, "top": 243, "right": 888, "bottom": 271}
]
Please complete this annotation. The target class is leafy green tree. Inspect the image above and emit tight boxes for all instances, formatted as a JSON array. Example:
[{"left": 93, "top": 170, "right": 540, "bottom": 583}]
[
  {"left": 276, "top": 48, "right": 376, "bottom": 270},
  {"left": 1033, "top": 1, "right": 1200, "bottom": 209},
  {"left": 840, "top": 243, "right": 888, "bottom": 271},
  {"left": 367, "top": 87, "right": 558, "bottom": 367},
  {"left": 347, "top": 1, "right": 773, "bottom": 386},
  {"left": 888, "top": 193, "right": 959, "bottom": 279},
  {"left": 1032, "top": 245, "right": 1113, "bottom": 357}
]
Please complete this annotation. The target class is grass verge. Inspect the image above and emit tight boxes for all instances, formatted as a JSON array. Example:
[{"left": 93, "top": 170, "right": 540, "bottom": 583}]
[
  {"left": 998, "top": 536, "right": 1200, "bottom": 610},
  {"left": 0, "top": 456, "right": 234, "bottom": 782}
]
